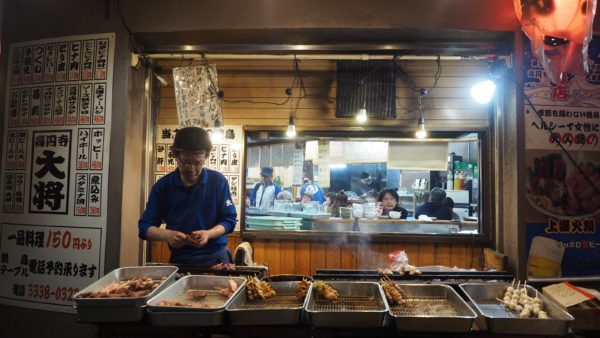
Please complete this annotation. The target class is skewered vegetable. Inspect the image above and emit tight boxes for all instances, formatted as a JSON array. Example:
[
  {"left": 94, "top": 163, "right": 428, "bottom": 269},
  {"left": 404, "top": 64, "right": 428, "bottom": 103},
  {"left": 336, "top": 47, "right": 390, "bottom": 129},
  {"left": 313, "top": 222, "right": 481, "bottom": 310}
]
[{"left": 313, "top": 280, "right": 339, "bottom": 301}]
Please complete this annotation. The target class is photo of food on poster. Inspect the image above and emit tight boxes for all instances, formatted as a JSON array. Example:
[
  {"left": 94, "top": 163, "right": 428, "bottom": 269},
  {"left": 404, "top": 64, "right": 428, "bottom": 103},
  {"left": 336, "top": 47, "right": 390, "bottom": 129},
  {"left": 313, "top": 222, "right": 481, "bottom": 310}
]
[{"left": 523, "top": 35, "right": 600, "bottom": 278}]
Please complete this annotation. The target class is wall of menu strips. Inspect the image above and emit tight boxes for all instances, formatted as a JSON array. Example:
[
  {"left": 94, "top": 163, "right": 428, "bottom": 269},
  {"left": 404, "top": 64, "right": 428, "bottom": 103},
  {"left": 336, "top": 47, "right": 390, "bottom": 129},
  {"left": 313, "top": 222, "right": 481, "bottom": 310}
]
[
  {"left": 155, "top": 125, "right": 244, "bottom": 227},
  {"left": 0, "top": 33, "right": 115, "bottom": 312}
]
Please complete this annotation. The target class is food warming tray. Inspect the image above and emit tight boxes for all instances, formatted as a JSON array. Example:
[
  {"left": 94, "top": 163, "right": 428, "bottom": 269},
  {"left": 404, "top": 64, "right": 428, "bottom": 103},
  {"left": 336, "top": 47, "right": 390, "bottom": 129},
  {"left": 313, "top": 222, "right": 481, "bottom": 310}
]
[
  {"left": 146, "top": 275, "right": 246, "bottom": 326},
  {"left": 73, "top": 265, "right": 178, "bottom": 322},
  {"left": 389, "top": 284, "right": 476, "bottom": 332},
  {"left": 305, "top": 281, "right": 389, "bottom": 328},
  {"left": 459, "top": 282, "right": 574, "bottom": 335},
  {"left": 226, "top": 281, "right": 309, "bottom": 326}
]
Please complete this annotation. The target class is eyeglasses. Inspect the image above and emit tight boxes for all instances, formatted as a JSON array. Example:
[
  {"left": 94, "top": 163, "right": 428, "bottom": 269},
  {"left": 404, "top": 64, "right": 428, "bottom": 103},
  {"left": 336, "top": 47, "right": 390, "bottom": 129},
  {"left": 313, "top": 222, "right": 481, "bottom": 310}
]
[{"left": 177, "top": 160, "right": 204, "bottom": 169}]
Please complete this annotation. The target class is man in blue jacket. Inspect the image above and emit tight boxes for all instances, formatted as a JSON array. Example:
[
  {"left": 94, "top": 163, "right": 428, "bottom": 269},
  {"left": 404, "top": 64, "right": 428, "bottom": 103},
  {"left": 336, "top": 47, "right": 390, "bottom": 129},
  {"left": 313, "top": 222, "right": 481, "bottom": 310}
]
[
  {"left": 138, "top": 127, "right": 237, "bottom": 266},
  {"left": 249, "top": 167, "right": 282, "bottom": 209}
]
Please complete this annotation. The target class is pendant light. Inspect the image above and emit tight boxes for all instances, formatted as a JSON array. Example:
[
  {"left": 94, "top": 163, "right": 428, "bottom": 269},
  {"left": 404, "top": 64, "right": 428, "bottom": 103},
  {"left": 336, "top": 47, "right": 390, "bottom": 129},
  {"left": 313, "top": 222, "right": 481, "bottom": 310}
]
[
  {"left": 356, "top": 79, "right": 368, "bottom": 123},
  {"left": 356, "top": 102, "right": 368, "bottom": 123},
  {"left": 415, "top": 89, "right": 427, "bottom": 139},
  {"left": 286, "top": 114, "right": 296, "bottom": 137},
  {"left": 285, "top": 87, "right": 296, "bottom": 137},
  {"left": 211, "top": 118, "right": 224, "bottom": 143}
]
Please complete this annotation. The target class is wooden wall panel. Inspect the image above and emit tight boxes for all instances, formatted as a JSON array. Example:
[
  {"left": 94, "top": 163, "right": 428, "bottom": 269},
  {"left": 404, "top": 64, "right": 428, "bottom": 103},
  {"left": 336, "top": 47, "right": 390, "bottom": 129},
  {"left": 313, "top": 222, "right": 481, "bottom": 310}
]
[
  {"left": 325, "top": 242, "right": 342, "bottom": 269},
  {"left": 279, "top": 239, "right": 297, "bottom": 274},
  {"left": 310, "top": 242, "right": 326, "bottom": 274},
  {"left": 294, "top": 241, "right": 311, "bottom": 275},
  {"left": 150, "top": 234, "right": 484, "bottom": 275},
  {"left": 340, "top": 242, "right": 357, "bottom": 270},
  {"left": 156, "top": 59, "right": 490, "bottom": 129}
]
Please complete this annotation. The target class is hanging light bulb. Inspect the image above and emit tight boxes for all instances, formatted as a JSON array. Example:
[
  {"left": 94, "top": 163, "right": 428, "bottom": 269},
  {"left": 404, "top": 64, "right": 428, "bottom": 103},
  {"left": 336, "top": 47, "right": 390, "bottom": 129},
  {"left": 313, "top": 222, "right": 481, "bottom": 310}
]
[
  {"left": 470, "top": 80, "right": 496, "bottom": 104},
  {"left": 211, "top": 119, "right": 223, "bottom": 143},
  {"left": 415, "top": 115, "right": 427, "bottom": 139},
  {"left": 286, "top": 114, "right": 296, "bottom": 137},
  {"left": 356, "top": 102, "right": 368, "bottom": 123},
  {"left": 415, "top": 89, "right": 427, "bottom": 139}
]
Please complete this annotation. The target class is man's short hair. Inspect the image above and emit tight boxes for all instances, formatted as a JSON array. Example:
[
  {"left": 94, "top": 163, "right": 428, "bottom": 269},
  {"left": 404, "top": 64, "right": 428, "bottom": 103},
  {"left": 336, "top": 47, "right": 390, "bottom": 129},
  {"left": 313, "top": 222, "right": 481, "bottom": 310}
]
[
  {"left": 172, "top": 127, "right": 211, "bottom": 155},
  {"left": 360, "top": 172, "right": 370, "bottom": 180},
  {"left": 430, "top": 187, "right": 447, "bottom": 203}
]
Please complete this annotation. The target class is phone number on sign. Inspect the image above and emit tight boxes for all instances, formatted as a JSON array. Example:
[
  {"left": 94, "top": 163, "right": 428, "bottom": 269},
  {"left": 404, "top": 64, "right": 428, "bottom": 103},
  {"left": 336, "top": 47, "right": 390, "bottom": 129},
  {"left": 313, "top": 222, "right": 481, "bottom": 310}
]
[{"left": 27, "top": 284, "right": 79, "bottom": 301}]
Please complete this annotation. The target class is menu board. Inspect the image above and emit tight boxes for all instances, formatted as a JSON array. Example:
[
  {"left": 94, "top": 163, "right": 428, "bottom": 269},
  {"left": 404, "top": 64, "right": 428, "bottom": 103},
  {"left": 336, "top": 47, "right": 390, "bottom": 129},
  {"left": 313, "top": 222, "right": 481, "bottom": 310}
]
[
  {"left": 523, "top": 36, "right": 600, "bottom": 278},
  {"left": 155, "top": 125, "right": 244, "bottom": 226},
  {"left": 0, "top": 33, "right": 114, "bottom": 312}
]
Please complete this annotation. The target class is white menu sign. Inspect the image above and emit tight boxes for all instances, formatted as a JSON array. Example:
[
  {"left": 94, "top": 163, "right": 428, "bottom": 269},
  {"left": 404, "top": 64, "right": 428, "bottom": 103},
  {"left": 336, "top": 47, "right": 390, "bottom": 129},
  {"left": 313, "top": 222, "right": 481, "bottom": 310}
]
[{"left": 0, "top": 33, "right": 114, "bottom": 313}]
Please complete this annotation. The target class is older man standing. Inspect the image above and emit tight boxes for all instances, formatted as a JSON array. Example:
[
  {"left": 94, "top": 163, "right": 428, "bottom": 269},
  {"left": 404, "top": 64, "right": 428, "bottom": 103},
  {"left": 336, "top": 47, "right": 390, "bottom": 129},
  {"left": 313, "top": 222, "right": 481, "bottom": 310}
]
[{"left": 250, "top": 166, "right": 282, "bottom": 209}]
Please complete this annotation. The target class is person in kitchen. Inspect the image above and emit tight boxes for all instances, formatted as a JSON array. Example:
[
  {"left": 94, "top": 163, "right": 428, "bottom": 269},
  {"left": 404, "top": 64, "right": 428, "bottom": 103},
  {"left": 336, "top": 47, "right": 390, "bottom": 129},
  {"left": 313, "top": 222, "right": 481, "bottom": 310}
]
[
  {"left": 300, "top": 177, "right": 325, "bottom": 203},
  {"left": 138, "top": 127, "right": 237, "bottom": 266},
  {"left": 359, "top": 171, "right": 382, "bottom": 195},
  {"left": 377, "top": 188, "right": 408, "bottom": 219},
  {"left": 249, "top": 166, "right": 282, "bottom": 209},
  {"left": 442, "top": 197, "right": 461, "bottom": 221},
  {"left": 415, "top": 187, "right": 453, "bottom": 220}
]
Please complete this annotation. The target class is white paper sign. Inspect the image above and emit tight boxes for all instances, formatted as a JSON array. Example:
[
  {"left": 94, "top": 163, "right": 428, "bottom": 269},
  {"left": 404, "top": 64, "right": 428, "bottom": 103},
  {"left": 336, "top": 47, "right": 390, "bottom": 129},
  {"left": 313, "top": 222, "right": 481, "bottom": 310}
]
[
  {"left": 0, "top": 33, "right": 114, "bottom": 313},
  {"left": 0, "top": 223, "right": 102, "bottom": 308}
]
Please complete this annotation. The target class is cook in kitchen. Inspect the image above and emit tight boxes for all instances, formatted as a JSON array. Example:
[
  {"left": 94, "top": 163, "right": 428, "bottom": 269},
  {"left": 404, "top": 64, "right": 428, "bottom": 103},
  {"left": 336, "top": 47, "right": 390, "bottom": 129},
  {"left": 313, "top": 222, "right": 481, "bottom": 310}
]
[{"left": 138, "top": 127, "right": 238, "bottom": 266}]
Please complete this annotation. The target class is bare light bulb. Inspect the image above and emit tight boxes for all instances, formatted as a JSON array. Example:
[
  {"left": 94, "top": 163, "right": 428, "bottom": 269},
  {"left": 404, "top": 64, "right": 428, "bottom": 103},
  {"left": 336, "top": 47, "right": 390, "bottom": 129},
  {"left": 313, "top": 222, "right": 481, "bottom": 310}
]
[
  {"left": 415, "top": 115, "right": 427, "bottom": 139},
  {"left": 471, "top": 80, "right": 496, "bottom": 104},
  {"left": 286, "top": 125, "right": 296, "bottom": 138},
  {"left": 356, "top": 107, "right": 368, "bottom": 123},
  {"left": 211, "top": 120, "right": 223, "bottom": 143}
]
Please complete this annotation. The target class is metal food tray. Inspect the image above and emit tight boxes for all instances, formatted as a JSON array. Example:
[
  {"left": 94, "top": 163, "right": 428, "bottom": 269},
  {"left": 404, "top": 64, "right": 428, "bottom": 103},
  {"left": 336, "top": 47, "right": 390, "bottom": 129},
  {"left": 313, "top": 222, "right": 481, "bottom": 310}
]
[
  {"left": 305, "top": 281, "right": 389, "bottom": 328},
  {"left": 73, "top": 265, "right": 178, "bottom": 322},
  {"left": 460, "top": 282, "right": 574, "bottom": 335},
  {"left": 146, "top": 275, "right": 246, "bottom": 326},
  {"left": 388, "top": 284, "right": 476, "bottom": 332},
  {"left": 226, "top": 281, "right": 309, "bottom": 326}
]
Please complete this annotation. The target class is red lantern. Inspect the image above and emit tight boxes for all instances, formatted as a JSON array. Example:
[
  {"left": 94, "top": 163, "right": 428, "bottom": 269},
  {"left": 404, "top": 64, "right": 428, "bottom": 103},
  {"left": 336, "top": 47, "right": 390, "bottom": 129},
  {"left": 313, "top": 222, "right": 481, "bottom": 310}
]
[{"left": 514, "top": 0, "right": 597, "bottom": 83}]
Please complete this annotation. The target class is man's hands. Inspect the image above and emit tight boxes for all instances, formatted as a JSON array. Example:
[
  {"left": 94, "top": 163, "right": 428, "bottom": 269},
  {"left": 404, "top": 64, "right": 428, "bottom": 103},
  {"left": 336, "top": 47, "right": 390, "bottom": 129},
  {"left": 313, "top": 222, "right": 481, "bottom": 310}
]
[
  {"left": 164, "top": 230, "right": 189, "bottom": 248},
  {"left": 187, "top": 230, "right": 210, "bottom": 247},
  {"left": 148, "top": 225, "right": 227, "bottom": 248}
]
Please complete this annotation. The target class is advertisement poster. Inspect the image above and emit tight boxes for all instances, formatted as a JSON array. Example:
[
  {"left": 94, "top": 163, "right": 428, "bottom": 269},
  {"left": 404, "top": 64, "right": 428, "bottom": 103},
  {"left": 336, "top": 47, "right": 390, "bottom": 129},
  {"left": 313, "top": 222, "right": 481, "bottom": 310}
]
[
  {"left": 524, "top": 36, "right": 600, "bottom": 278},
  {"left": 155, "top": 125, "right": 244, "bottom": 221},
  {"left": 0, "top": 33, "right": 114, "bottom": 312}
]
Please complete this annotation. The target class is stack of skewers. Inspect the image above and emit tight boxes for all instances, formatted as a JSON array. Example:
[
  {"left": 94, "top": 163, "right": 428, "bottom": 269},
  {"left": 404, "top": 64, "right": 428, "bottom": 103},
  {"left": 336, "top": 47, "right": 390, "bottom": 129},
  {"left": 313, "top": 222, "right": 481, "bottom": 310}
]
[{"left": 497, "top": 280, "right": 549, "bottom": 319}]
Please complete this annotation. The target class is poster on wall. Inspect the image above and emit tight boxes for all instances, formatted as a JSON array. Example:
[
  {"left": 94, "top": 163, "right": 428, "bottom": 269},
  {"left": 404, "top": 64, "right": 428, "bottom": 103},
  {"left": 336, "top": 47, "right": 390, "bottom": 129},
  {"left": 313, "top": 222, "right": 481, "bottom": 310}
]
[
  {"left": 155, "top": 125, "right": 244, "bottom": 220},
  {"left": 0, "top": 33, "right": 114, "bottom": 312},
  {"left": 523, "top": 35, "right": 600, "bottom": 279}
]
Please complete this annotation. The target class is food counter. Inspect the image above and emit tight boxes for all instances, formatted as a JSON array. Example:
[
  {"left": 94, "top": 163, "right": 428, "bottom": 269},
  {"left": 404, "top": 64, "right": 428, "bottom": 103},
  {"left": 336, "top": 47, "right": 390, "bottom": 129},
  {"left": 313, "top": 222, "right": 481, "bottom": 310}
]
[
  {"left": 241, "top": 216, "right": 483, "bottom": 244},
  {"left": 77, "top": 267, "right": 587, "bottom": 338}
]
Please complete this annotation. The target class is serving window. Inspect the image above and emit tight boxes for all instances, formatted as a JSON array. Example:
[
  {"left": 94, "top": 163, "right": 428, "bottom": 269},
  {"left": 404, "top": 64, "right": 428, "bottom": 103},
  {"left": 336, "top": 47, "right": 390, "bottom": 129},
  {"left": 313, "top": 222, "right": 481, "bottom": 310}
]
[{"left": 242, "top": 130, "right": 489, "bottom": 241}]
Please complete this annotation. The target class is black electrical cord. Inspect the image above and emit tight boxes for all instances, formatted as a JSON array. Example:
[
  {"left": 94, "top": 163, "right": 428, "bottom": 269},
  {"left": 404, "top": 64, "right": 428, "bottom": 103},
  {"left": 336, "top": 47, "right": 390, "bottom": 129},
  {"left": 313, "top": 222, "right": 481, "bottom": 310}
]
[
  {"left": 200, "top": 54, "right": 307, "bottom": 107},
  {"left": 393, "top": 55, "right": 442, "bottom": 93},
  {"left": 113, "top": 0, "right": 144, "bottom": 50}
]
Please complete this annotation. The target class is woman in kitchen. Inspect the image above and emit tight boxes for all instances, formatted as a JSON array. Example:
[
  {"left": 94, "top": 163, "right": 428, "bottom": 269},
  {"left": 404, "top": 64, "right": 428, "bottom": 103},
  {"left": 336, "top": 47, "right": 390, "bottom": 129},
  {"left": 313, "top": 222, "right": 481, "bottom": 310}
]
[{"left": 376, "top": 188, "right": 408, "bottom": 219}]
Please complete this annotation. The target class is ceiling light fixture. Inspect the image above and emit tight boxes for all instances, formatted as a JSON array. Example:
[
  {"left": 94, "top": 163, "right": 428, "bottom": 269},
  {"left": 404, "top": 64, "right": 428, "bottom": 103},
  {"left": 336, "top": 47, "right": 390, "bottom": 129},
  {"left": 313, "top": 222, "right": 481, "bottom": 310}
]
[
  {"left": 415, "top": 88, "right": 428, "bottom": 139},
  {"left": 211, "top": 119, "right": 224, "bottom": 143},
  {"left": 470, "top": 79, "right": 496, "bottom": 104},
  {"left": 356, "top": 102, "right": 368, "bottom": 123},
  {"left": 285, "top": 87, "right": 296, "bottom": 138}
]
